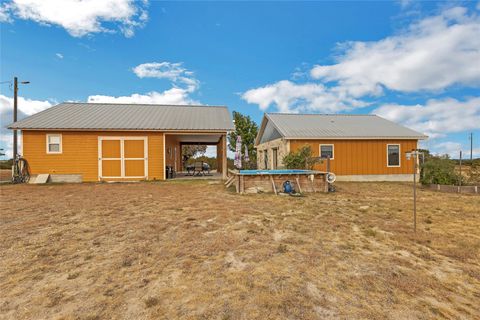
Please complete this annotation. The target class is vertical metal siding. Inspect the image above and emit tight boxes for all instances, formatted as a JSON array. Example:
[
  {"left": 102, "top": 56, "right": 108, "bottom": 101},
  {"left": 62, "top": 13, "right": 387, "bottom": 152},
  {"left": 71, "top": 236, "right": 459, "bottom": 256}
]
[
  {"left": 22, "top": 130, "right": 165, "bottom": 181},
  {"left": 290, "top": 139, "right": 418, "bottom": 175}
]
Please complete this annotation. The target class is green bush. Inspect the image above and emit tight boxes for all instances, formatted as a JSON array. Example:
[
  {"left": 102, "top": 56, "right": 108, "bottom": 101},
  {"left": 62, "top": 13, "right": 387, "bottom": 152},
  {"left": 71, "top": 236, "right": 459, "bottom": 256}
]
[
  {"left": 420, "top": 156, "right": 461, "bottom": 185},
  {"left": 282, "top": 145, "right": 320, "bottom": 169}
]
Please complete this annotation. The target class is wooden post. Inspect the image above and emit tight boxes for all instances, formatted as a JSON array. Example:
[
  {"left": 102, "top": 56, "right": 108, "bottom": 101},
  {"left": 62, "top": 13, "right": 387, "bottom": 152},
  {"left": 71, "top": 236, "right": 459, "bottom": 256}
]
[
  {"left": 270, "top": 175, "right": 277, "bottom": 195},
  {"left": 224, "top": 175, "right": 235, "bottom": 186},
  {"left": 295, "top": 176, "right": 302, "bottom": 193},
  {"left": 222, "top": 134, "right": 228, "bottom": 180},
  {"left": 239, "top": 175, "right": 245, "bottom": 194}
]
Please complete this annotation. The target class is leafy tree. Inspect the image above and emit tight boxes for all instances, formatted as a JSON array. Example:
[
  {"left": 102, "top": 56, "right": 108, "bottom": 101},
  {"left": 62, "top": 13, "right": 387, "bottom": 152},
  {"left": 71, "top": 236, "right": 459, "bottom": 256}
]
[
  {"left": 182, "top": 145, "right": 207, "bottom": 160},
  {"left": 228, "top": 111, "right": 258, "bottom": 167},
  {"left": 416, "top": 149, "right": 433, "bottom": 163},
  {"left": 282, "top": 145, "right": 321, "bottom": 169}
]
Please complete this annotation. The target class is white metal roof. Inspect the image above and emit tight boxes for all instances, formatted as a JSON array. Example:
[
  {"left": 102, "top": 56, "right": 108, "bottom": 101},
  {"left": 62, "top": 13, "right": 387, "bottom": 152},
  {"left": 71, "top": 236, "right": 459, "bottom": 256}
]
[
  {"left": 8, "top": 102, "right": 233, "bottom": 131},
  {"left": 256, "top": 113, "right": 427, "bottom": 145}
]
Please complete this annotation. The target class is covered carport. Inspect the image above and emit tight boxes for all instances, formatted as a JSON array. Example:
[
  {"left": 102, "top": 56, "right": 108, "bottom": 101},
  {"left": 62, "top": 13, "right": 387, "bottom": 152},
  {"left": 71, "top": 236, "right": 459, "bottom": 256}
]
[{"left": 164, "top": 132, "right": 228, "bottom": 180}]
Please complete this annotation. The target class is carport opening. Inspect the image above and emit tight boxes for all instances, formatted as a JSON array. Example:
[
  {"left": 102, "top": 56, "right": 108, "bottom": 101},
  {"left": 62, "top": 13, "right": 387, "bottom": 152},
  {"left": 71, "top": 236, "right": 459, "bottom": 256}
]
[
  {"left": 183, "top": 145, "right": 217, "bottom": 172},
  {"left": 164, "top": 133, "right": 226, "bottom": 179}
]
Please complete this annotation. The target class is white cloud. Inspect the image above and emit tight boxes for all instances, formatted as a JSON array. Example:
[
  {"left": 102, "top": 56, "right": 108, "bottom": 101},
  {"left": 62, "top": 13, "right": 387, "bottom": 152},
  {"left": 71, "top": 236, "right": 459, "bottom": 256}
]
[
  {"left": 3, "top": 0, "right": 148, "bottom": 37},
  {"left": 133, "top": 62, "right": 184, "bottom": 79},
  {"left": 0, "top": 3, "right": 12, "bottom": 22},
  {"left": 101, "top": 61, "right": 202, "bottom": 105},
  {"left": 373, "top": 97, "right": 480, "bottom": 138},
  {"left": 310, "top": 6, "right": 480, "bottom": 97},
  {"left": 0, "top": 134, "right": 15, "bottom": 159},
  {"left": 55, "top": 53, "right": 63, "bottom": 59},
  {"left": 242, "top": 80, "right": 368, "bottom": 113},
  {"left": 0, "top": 94, "right": 53, "bottom": 116},
  {"left": 132, "top": 62, "right": 199, "bottom": 91},
  {"left": 398, "top": 0, "right": 414, "bottom": 9},
  {"left": 243, "top": 6, "right": 480, "bottom": 114},
  {"left": 424, "top": 140, "right": 479, "bottom": 158},
  {"left": 431, "top": 141, "right": 462, "bottom": 157},
  {"left": 87, "top": 88, "right": 199, "bottom": 105},
  {"left": 203, "top": 146, "right": 217, "bottom": 158},
  {"left": 0, "top": 94, "right": 54, "bottom": 158}
]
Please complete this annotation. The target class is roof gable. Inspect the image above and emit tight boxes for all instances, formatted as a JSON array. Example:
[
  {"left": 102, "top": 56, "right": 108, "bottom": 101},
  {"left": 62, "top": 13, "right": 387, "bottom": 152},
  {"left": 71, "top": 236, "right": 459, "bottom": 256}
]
[
  {"left": 9, "top": 102, "right": 234, "bottom": 131},
  {"left": 258, "top": 117, "right": 283, "bottom": 144}
]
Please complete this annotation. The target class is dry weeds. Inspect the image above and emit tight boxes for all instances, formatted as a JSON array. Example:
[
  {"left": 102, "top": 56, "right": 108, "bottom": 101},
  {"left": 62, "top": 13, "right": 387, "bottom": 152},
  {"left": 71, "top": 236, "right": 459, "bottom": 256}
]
[{"left": 0, "top": 180, "right": 479, "bottom": 319}]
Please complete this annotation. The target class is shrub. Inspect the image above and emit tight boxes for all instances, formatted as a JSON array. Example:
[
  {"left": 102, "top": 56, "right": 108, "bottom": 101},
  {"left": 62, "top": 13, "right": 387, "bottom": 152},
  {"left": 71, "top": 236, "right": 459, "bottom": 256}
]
[
  {"left": 282, "top": 145, "right": 321, "bottom": 170},
  {"left": 420, "top": 156, "right": 461, "bottom": 185}
]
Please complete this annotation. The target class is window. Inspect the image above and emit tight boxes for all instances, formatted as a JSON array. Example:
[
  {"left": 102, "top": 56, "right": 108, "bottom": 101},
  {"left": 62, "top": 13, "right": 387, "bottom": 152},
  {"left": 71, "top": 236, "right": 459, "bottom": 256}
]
[
  {"left": 272, "top": 148, "right": 278, "bottom": 169},
  {"left": 46, "top": 134, "right": 62, "bottom": 154},
  {"left": 387, "top": 144, "right": 400, "bottom": 167},
  {"left": 320, "top": 144, "right": 334, "bottom": 159},
  {"left": 264, "top": 150, "right": 269, "bottom": 169}
]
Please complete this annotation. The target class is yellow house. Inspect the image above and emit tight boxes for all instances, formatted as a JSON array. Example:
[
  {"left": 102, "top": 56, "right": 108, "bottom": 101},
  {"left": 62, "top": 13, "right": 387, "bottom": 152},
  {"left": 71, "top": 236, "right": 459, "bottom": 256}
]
[
  {"left": 255, "top": 113, "right": 428, "bottom": 181},
  {"left": 9, "top": 102, "right": 233, "bottom": 182}
]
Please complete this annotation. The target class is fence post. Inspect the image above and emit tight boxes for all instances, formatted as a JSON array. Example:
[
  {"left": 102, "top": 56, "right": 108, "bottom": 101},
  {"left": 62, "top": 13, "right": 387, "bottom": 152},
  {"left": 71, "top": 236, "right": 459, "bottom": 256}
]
[
  {"left": 475, "top": 186, "right": 478, "bottom": 194},
  {"left": 437, "top": 184, "right": 440, "bottom": 191}
]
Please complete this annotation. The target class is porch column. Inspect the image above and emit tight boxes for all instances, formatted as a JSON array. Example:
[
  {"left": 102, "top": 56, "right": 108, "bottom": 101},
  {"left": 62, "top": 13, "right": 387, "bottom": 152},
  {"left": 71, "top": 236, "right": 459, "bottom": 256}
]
[{"left": 217, "top": 134, "right": 227, "bottom": 180}]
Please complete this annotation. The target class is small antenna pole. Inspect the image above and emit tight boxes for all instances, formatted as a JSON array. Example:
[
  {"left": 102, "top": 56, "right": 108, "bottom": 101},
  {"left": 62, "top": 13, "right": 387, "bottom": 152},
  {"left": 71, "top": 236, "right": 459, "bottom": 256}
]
[
  {"left": 459, "top": 151, "right": 462, "bottom": 187},
  {"left": 470, "top": 133, "right": 473, "bottom": 161}
]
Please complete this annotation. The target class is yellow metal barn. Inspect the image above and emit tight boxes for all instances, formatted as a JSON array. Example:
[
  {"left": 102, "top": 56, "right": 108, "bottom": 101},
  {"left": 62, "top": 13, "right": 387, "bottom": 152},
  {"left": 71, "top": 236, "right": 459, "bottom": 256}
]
[{"left": 9, "top": 103, "right": 233, "bottom": 182}]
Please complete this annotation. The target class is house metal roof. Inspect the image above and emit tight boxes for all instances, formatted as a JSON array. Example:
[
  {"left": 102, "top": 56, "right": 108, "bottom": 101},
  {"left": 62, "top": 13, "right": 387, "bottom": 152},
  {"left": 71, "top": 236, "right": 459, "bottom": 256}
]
[
  {"left": 256, "top": 113, "right": 427, "bottom": 144},
  {"left": 8, "top": 102, "right": 234, "bottom": 131}
]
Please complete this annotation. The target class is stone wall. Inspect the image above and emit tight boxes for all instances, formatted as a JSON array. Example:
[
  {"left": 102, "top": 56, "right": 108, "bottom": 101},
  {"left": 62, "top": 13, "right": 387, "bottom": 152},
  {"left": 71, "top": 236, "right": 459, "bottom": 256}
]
[{"left": 256, "top": 138, "right": 289, "bottom": 169}]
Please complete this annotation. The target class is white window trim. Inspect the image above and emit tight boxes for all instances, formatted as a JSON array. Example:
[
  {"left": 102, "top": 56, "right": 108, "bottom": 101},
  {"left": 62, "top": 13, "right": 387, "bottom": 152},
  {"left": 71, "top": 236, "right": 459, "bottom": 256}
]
[
  {"left": 319, "top": 144, "right": 334, "bottom": 160},
  {"left": 98, "top": 136, "right": 148, "bottom": 180},
  {"left": 387, "top": 144, "right": 401, "bottom": 167},
  {"left": 46, "top": 134, "right": 62, "bottom": 154}
]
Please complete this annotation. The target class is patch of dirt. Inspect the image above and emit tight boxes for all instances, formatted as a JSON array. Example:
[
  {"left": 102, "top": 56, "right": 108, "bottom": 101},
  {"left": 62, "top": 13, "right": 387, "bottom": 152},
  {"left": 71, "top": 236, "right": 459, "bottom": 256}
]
[{"left": 0, "top": 181, "right": 479, "bottom": 319}]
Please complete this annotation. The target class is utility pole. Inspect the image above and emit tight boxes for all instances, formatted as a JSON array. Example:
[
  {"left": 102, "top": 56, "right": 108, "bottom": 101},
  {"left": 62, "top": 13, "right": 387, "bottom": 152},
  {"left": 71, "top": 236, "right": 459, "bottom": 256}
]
[
  {"left": 13, "top": 77, "right": 18, "bottom": 160},
  {"left": 12, "top": 77, "right": 30, "bottom": 160},
  {"left": 470, "top": 133, "right": 473, "bottom": 161},
  {"left": 459, "top": 150, "right": 462, "bottom": 187}
]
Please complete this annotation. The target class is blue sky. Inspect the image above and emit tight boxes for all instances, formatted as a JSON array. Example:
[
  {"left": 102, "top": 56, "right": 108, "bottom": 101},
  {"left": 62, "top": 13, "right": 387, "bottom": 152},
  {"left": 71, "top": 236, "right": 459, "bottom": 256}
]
[{"left": 1, "top": 0, "right": 479, "bottom": 159}]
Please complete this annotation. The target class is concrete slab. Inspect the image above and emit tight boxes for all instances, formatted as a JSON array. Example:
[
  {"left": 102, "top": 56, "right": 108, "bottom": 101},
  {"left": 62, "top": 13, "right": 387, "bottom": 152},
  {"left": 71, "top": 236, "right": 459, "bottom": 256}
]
[{"left": 34, "top": 174, "right": 50, "bottom": 184}]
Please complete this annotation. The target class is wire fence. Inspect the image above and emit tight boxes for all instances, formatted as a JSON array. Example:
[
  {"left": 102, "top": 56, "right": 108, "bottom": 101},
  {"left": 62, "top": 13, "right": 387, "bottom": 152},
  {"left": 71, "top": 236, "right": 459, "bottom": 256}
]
[{"left": 423, "top": 184, "right": 479, "bottom": 195}]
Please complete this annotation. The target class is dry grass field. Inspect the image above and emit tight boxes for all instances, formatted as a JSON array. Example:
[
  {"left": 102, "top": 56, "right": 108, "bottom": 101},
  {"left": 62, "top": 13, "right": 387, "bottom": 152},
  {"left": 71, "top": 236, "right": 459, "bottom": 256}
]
[{"left": 1, "top": 181, "right": 479, "bottom": 319}]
